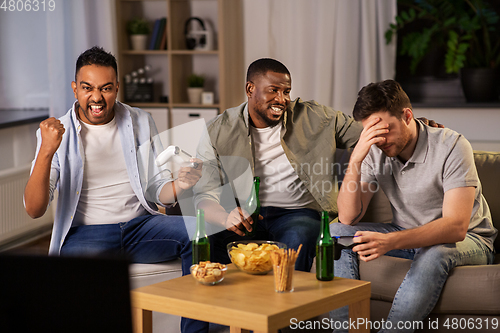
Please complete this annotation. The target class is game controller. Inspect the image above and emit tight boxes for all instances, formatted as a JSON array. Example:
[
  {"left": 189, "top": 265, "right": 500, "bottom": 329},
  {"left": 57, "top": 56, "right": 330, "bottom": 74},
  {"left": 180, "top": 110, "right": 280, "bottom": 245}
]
[{"left": 155, "top": 145, "right": 198, "bottom": 169}]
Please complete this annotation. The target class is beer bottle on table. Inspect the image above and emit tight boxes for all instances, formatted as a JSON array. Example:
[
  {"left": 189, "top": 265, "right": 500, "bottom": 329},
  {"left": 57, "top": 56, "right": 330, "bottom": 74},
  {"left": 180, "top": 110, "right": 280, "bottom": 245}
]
[
  {"left": 192, "top": 209, "right": 210, "bottom": 264},
  {"left": 316, "top": 211, "right": 334, "bottom": 281},
  {"left": 244, "top": 176, "right": 261, "bottom": 237}
]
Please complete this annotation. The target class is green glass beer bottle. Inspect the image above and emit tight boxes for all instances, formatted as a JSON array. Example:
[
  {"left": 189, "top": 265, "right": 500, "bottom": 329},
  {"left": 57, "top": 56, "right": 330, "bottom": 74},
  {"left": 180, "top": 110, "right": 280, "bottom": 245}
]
[
  {"left": 192, "top": 209, "right": 210, "bottom": 264},
  {"left": 316, "top": 211, "right": 334, "bottom": 281},
  {"left": 244, "top": 177, "right": 261, "bottom": 237}
]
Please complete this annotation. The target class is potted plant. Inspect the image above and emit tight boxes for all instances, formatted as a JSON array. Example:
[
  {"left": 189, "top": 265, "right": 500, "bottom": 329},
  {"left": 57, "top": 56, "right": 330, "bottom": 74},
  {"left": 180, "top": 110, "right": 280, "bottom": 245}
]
[
  {"left": 187, "top": 74, "right": 205, "bottom": 104},
  {"left": 386, "top": 0, "right": 500, "bottom": 102},
  {"left": 127, "top": 18, "right": 151, "bottom": 51}
]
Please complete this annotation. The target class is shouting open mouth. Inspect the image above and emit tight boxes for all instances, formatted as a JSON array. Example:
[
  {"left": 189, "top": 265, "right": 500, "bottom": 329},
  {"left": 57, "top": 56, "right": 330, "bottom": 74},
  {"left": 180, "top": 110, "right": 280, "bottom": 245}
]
[{"left": 89, "top": 105, "right": 105, "bottom": 117}]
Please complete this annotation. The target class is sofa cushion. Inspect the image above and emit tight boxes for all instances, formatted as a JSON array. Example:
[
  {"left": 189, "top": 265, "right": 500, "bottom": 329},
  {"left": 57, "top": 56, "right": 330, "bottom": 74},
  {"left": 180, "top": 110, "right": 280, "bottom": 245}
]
[
  {"left": 360, "top": 256, "right": 500, "bottom": 315},
  {"left": 473, "top": 151, "right": 500, "bottom": 252},
  {"left": 129, "top": 260, "right": 182, "bottom": 289},
  {"left": 129, "top": 261, "right": 183, "bottom": 333},
  {"left": 360, "top": 188, "right": 393, "bottom": 224}
]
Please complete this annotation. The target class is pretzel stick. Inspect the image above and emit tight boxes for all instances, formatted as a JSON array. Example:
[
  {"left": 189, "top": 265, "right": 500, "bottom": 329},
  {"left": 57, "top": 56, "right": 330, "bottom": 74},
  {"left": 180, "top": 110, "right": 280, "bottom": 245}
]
[
  {"left": 272, "top": 245, "right": 303, "bottom": 292},
  {"left": 296, "top": 244, "right": 302, "bottom": 259},
  {"left": 282, "top": 251, "right": 289, "bottom": 291},
  {"left": 274, "top": 249, "right": 281, "bottom": 291}
]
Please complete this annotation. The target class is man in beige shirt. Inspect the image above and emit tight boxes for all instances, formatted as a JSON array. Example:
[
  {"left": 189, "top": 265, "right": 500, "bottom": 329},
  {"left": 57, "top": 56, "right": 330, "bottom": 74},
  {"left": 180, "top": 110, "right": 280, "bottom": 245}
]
[{"left": 193, "top": 58, "right": 362, "bottom": 271}]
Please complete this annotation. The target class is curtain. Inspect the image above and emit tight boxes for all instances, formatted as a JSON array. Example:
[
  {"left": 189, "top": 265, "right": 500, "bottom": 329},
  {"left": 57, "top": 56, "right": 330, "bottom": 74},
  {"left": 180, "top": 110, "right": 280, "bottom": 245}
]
[
  {"left": 47, "top": 0, "right": 117, "bottom": 118},
  {"left": 243, "top": 0, "right": 397, "bottom": 115}
]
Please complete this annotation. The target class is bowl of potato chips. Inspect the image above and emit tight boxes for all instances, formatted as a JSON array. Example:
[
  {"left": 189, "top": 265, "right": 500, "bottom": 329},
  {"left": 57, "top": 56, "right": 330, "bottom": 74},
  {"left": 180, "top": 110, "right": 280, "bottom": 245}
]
[
  {"left": 191, "top": 261, "right": 227, "bottom": 285},
  {"left": 227, "top": 240, "right": 286, "bottom": 275}
]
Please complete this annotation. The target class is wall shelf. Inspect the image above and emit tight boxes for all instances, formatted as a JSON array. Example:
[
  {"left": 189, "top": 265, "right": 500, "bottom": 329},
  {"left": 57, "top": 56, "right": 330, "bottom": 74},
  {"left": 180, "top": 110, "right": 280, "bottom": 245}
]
[{"left": 116, "top": 0, "right": 244, "bottom": 130}]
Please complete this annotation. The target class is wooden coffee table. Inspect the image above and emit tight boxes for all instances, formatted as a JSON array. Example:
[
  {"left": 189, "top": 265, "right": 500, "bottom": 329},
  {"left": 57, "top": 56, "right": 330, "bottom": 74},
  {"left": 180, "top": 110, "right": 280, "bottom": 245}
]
[{"left": 131, "top": 264, "right": 370, "bottom": 333}]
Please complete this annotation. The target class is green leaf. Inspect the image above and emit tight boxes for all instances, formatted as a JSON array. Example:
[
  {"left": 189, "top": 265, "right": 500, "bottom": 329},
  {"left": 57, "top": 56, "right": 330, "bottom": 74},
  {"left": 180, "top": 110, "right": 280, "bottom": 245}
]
[
  {"left": 409, "top": 8, "right": 416, "bottom": 20},
  {"left": 448, "top": 40, "right": 456, "bottom": 51},
  {"left": 400, "top": 28, "right": 435, "bottom": 74},
  {"left": 444, "top": 30, "right": 470, "bottom": 74},
  {"left": 401, "top": 11, "right": 410, "bottom": 21},
  {"left": 417, "top": 10, "right": 427, "bottom": 19},
  {"left": 385, "top": 30, "right": 394, "bottom": 44},
  {"left": 443, "top": 17, "right": 456, "bottom": 27},
  {"left": 458, "top": 43, "right": 469, "bottom": 53}
]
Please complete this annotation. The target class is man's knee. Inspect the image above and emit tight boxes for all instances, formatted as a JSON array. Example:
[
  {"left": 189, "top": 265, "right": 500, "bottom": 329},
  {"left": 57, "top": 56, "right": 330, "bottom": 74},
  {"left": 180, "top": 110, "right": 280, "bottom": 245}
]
[
  {"left": 329, "top": 222, "right": 356, "bottom": 236},
  {"left": 412, "top": 244, "right": 457, "bottom": 273}
]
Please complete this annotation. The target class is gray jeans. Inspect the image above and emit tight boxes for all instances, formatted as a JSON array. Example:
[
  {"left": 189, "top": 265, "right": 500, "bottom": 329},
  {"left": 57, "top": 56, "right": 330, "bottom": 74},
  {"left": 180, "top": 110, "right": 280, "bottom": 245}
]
[{"left": 329, "top": 222, "right": 494, "bottom": 333}]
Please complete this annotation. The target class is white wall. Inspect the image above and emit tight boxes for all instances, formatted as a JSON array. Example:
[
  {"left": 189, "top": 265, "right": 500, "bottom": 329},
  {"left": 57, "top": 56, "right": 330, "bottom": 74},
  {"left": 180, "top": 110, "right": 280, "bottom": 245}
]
[
  {"left": 0, "top": 10, "right": 49, "bottom": 109},
  {"left": 0, "top": 124, "right": 39, "bottom": 170},
  {"left": 413, "top": 108, "right": 500, "bottom": 152},
  {"left": 0, "top": 11, "right": 50, "bottom": 173}
]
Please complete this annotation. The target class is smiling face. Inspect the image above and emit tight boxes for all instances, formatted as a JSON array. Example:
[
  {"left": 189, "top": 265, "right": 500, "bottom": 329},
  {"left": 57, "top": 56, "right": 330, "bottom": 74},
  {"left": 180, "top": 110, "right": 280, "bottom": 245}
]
[
  {"left": 71, "top": 64, "right": 119, "bottom": 125},
  {"left": 361, "top": 109, "right": 416, "bottom": 160},
  {"left": 246, "top": 71, "right": 291, "bottom": 128}
]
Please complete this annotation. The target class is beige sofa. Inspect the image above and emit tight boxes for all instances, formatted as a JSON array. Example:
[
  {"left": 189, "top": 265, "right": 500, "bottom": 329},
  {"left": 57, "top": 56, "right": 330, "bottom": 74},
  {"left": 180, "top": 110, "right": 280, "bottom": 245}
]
[{"left": 358, "top": 151, "right": 500, "bottom": 332}]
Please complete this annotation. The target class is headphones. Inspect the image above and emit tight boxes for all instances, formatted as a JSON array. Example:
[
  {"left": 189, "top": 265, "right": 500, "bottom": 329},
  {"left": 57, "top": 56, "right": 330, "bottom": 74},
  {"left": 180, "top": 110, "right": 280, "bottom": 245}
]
[{"left": 184, "top": 17, "right": 207, "bottom": 50}]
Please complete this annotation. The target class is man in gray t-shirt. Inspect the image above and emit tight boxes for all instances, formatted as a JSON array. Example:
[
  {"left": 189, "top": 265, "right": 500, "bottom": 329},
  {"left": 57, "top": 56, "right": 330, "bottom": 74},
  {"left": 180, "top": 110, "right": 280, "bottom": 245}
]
[{"left": 330, "top": 80, "right": 497, "bottom": 333}]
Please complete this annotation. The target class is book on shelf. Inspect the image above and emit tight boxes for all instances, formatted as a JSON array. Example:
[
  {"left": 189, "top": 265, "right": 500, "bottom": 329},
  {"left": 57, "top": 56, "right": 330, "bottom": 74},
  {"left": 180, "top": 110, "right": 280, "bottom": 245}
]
[
  {"left": 148, "top": 17, "right": 167, "bottom": 50},
  {"left": 159, "top": 22, "right": 167, "bottom": 50},
  {"left": 149, "top": 19, "right": 161, "bottom": 50},
  {"left": 155, "top": 18, "right": 167, "bottom": 50}
]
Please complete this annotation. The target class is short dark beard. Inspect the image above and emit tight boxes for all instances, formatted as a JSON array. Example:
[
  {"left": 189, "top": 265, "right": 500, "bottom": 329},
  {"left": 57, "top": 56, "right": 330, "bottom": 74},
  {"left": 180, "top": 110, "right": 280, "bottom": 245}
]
[
  {"left": 249, "top": 113, "right": 281, "bottom": 128},
  {"left": 261, "top": 115, "right": 281, "bottom": 127},
  {"left": 253, "top": 104, "right": 285, "bottom": 127},
  {"left": 77, "top": 103, "right": 92, "bottom": 124}
]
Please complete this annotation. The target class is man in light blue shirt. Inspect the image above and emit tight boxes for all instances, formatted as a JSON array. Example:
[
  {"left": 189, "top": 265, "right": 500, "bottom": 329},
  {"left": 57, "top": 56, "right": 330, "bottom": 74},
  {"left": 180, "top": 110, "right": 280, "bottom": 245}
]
[{"left": 24, "top": 46, "right": 206, "bottom": 333}]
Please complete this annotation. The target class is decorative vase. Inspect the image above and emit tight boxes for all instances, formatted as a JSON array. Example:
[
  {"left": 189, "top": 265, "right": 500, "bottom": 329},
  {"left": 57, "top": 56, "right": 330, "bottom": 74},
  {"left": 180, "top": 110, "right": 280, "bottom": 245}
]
[
  {"left": 130, "top": 35, "right": 148, "bottom": 51},
  {"left": 187, "top": 87, "right": 203, "bottom": 104},
  {"left": 460, "top": 68, "right": 500, "bottom": 103}
]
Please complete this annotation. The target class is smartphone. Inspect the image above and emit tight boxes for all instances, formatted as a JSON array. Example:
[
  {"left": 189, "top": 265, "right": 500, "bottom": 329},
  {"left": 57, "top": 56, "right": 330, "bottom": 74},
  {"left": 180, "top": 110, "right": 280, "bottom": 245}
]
[{"left": 335, "top": 236, "right": 360, "bottom": 249}]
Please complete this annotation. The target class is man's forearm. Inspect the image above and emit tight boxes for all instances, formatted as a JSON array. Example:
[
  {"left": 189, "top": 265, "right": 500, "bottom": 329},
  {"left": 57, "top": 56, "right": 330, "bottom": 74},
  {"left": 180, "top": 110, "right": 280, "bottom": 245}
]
[
  {"left": 24, "top": 152, "right": 53, "bottom": 218},
  {"left": 355, "top": 216, "right": 468, "bottom": 262},
  {"left": 158, "top": 180, "right": 183, "bottom": 205},
  {"left": 198, "top": 199, "right": 228, "bottom": 228},
  {"left": 387, "top": 216, "right": 468, "bottom": 250},
  {"left": 338, "top": 161, "right": 364, "bottom": 224}
]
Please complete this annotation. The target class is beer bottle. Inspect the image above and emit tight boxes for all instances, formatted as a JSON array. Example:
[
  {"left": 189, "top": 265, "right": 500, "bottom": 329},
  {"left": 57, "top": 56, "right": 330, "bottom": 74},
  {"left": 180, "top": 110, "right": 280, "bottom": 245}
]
[
  {"left": 244, "top": 177, "right": 260, "bottom": 237},
  {"left": 316, "top": 211, "right": 334, "bottom": 281},
  {"left": 192, "top": 209, "right": 210, "bottom": 264}
]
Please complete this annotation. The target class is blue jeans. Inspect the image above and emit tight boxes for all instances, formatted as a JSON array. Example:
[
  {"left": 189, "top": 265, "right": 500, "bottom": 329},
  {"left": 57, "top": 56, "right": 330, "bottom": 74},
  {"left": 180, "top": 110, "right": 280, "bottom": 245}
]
[
  {"left": 60, "top": 214, "right": 209, "bottom": 333},
  {"left": 210, "top": 207, "right": 321, "bottom": 272},
  {"left": 329, "top": 222, "right": 495, "bottom": 333}
]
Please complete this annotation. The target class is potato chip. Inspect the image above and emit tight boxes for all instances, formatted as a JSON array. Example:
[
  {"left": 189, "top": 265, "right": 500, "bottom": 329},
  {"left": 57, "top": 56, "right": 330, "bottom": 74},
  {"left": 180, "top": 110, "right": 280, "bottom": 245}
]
[{"left": 229, "top": 243, "right": 280, "bottom": 273}]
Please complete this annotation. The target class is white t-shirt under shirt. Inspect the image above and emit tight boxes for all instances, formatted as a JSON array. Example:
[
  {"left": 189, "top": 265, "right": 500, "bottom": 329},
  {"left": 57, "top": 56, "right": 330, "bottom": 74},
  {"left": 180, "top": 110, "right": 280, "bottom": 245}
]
[
  {"left": 73, "top": 117, "right": 146, "bottom": 226},
  {"left": 251, "top": 124, "right": 315, "bottom": 209}
]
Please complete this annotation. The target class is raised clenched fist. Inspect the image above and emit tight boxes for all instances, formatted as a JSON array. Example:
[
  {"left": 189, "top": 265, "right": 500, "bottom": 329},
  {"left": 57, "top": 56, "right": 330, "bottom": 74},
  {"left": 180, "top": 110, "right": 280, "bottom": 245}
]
[{"left": 39, "top": 117, "right": 65, "bottom": 155}]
